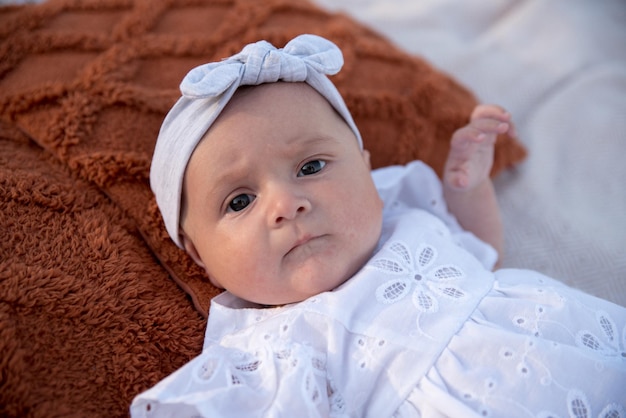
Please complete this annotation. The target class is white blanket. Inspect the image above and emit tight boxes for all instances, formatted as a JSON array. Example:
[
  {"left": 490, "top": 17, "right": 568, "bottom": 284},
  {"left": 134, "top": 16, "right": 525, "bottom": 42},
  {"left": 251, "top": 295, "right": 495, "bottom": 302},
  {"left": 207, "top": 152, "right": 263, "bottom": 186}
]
[{"left": 313, "top": 0, "right": 626, "bottom": 306}]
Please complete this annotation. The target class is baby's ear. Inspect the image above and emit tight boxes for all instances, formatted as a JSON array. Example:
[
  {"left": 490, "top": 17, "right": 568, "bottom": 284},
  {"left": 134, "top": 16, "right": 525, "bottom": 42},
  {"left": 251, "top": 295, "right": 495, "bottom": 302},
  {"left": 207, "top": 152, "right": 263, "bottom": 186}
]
[
  {"left": 180, "top": 231, "right": 206, "bottom": 270},
  {"left": 180, "top": 231, "right": 224, "bottom": 289}
]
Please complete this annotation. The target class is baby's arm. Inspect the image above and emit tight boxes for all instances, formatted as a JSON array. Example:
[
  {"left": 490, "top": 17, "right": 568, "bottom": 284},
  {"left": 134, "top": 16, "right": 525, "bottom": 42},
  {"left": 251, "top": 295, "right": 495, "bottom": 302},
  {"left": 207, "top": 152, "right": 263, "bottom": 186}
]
[{"left": 443, "top": 105, "right": 515, "bottom": 262}]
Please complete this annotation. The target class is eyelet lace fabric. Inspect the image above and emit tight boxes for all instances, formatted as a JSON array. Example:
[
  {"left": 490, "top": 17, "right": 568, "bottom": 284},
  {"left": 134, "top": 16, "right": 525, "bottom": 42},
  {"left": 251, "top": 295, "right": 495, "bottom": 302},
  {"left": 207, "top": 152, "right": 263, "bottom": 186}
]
[
  {"left": 398, "top": 268, "right": 626, "bottom": 418},
  {"left": 373, "top": 242, "right": 467, "bottom": 307},
  {"left": 131, "top": 162, "right": 626, "bottom": 418}
]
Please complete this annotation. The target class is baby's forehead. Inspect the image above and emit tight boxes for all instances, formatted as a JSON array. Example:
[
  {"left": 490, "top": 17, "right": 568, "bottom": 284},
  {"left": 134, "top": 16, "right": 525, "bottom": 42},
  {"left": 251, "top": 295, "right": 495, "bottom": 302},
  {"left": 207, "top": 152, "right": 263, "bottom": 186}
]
[
  {"left": 223, "top": 82, "right": 324, "bottom": 113},
  {"left": 196, "top": 82, "right": 337, "bottom": 145},
  {"left": 193, "top": 82, "right": 347, "bottom": 159}
]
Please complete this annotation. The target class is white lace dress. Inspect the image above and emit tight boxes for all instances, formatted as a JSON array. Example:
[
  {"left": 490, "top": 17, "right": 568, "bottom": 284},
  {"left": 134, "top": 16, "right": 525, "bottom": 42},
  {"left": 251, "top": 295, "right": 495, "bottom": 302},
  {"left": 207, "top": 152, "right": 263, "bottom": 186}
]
[{"left": 131, "top": 162, "right": 626, "bottom": 418}]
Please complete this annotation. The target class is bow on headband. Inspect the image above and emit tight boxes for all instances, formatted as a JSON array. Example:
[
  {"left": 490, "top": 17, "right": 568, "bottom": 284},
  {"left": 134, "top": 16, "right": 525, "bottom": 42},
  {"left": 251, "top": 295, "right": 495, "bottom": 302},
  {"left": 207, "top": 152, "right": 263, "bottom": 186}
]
[
  {"left": 150, "top": 34, "right": 362, "bottom": 248},
  {"left": 181, "top": 35, "right": 344, "bottom": 99}
]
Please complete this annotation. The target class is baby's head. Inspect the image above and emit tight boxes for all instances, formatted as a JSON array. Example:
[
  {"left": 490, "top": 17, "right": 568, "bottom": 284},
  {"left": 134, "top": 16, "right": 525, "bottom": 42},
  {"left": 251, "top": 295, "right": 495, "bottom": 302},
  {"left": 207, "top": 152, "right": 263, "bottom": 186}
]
[{"left": 151, "top": 35, "right": 383, "bottom": 306}]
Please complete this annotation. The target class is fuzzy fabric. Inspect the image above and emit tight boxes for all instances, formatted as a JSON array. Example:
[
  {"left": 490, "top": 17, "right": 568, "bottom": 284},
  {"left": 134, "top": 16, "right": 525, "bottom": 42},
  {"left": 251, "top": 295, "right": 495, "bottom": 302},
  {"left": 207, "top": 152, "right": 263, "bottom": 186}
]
[
  {"left": 0, "top": 0, "right": 526, "bottom": 416},
  {"left": 0, "top": 121, "right": 207, "bottom": 417}
]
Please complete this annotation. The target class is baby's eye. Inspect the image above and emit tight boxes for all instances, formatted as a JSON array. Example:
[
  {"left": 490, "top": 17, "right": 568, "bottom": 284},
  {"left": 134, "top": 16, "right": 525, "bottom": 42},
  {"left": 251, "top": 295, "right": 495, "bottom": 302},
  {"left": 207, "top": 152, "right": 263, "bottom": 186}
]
[
  {"left": 298, "top": 160, "right": 326, "bottom": 177},
  {"left": 227, "top": 194, "right": 255, "bottom": 212}
]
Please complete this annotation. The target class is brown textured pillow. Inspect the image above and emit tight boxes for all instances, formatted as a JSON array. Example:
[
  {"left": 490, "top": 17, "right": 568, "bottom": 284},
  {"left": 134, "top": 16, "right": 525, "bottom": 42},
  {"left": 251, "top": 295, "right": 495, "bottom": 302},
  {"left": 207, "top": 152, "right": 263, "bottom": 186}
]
[
  {"left": 0, "top": 121, "right": 207, "bottom": 417},
  {"left": 0, "top": 1, "right": 525, "bottom": 415}
]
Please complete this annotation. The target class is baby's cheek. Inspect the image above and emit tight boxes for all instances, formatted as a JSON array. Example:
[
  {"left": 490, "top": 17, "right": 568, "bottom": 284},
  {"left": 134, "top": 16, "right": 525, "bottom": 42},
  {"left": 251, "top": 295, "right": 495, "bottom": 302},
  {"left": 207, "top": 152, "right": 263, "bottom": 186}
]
[{"left": 206, "top": 273, "right": 224, "bottom": 290}]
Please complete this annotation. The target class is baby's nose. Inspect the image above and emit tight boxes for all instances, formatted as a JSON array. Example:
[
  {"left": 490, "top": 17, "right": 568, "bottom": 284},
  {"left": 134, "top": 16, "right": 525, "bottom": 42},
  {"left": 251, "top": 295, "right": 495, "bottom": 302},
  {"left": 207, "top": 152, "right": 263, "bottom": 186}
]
[{"left": 269, "top": 186, "right": 311, "bottom": 226}]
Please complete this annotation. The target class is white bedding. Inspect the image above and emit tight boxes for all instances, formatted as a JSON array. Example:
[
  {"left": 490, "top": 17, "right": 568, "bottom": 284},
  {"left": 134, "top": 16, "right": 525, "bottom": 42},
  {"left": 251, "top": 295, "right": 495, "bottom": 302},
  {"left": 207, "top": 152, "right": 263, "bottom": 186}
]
[{"left": 312, "top": 0, "right": 626, "bottom": 306}]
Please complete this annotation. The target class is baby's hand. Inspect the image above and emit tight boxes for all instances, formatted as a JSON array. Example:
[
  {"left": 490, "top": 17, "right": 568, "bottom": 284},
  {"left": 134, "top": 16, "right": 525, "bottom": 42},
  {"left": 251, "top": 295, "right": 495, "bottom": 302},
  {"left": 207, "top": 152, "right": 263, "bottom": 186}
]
[{"left": 443, "top": 104, "right": 515, "bottom": 191}]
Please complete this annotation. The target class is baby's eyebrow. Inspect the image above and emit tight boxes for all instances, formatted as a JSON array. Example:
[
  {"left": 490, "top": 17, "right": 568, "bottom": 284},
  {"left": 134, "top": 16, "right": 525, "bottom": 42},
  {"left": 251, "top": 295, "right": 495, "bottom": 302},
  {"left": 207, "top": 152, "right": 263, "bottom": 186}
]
[
  {"left": 189, "top": 158, "right": 249, "bottom": 207},
  {"left": 209, "top": 165, "right": 248, "bottom": 193},
  {"left": 284, "top": 134, "right": 339, "bottom": 149}
]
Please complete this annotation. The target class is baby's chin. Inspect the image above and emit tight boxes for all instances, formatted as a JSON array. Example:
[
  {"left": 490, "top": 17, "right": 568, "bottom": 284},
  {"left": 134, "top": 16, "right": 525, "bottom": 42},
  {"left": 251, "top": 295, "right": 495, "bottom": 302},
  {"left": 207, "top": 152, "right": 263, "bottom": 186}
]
[
  {"left": 242, "top": 275, "right": 349, "bottom": 308},
  {"left": 244, "top": 288, "right": 331, "bottom": 308},
  {"left": 227, "top": 246, "right": 375, "bottom": 307}
]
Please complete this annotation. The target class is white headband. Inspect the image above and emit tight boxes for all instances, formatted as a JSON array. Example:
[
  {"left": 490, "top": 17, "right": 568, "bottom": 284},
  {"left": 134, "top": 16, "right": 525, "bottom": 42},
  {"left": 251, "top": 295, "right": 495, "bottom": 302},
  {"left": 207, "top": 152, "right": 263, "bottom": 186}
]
[{"left": 150, "top": 34, "right": 362, "bottom": 248}]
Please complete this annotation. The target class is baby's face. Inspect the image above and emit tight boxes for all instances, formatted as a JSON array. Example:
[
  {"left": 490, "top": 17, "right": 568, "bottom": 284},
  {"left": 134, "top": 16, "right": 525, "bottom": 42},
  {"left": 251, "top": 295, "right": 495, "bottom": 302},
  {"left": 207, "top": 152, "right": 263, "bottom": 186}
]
[{"left": 180, "top": 82, "right": 383, "bottom": 306}]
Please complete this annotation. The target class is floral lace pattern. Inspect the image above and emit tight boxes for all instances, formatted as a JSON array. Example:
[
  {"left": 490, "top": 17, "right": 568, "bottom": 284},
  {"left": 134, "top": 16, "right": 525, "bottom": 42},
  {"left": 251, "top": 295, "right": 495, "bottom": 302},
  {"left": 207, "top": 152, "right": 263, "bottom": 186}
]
[
  {"left": 511, "top": 283, "right": 626, "bottom": 359},
  {"left": 369, "top": 241, "right": 466, "bottom": 335},
  {"left": 484, "top": 339, "right": 625, "bottom": 417},
  {"left": 452, "top": 274, "right": 626, "bottom": 418},
  {"left": 535, "top": 392, "right": 625, "bottom": 418},
  {"left": 188, "top": 342, "right": 348, "bottom": 416},
  {"left": 575, "top": 310, "right": 626, "bottom": 359},
  {"left": 371, "top": 241, "right": 466, "bottom": 309}
]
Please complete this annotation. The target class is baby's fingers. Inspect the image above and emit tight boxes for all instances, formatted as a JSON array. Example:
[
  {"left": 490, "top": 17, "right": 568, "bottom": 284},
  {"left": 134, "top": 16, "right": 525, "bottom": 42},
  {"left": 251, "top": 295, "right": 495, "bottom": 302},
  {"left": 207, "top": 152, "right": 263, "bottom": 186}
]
[
  {"left": 471, "top": 104, "right": 511, "bottom": 122},
  {"left": 470, "top": 118, "right": 511, "bottom": 136},
  {"left": 471, "top": 104, "right": 517, "bottom": 138},
  {"left": 452, "top": 125, "right": 498, "bottom": 148}
]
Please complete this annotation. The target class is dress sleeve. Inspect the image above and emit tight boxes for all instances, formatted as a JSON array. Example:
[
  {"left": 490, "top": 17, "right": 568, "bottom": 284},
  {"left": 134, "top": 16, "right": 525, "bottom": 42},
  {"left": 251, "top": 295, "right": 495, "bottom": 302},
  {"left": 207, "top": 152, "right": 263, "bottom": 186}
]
[
  {"left": 130, "top": 342, "right": 337, "bottom": 418},
  {"left": 372, "top": 161, "right": 498, "bottom": 270}
]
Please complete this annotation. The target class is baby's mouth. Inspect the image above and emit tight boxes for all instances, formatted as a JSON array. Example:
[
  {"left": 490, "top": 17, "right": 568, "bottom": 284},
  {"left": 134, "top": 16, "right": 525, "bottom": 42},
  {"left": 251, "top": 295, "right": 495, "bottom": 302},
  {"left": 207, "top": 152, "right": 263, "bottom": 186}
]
[
  {"left": 287, "top": 235, "right": 314, "bottom": 255},
  {"left": 285, "top": 234, "right": 327, "bottom": 259}
]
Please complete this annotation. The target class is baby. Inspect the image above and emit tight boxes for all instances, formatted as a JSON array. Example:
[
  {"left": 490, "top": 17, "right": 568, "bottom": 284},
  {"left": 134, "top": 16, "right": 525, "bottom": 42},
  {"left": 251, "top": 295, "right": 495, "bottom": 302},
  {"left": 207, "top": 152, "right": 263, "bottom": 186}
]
[{"left": 132, "top": 35, "right": 626, "bottom": 417}]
